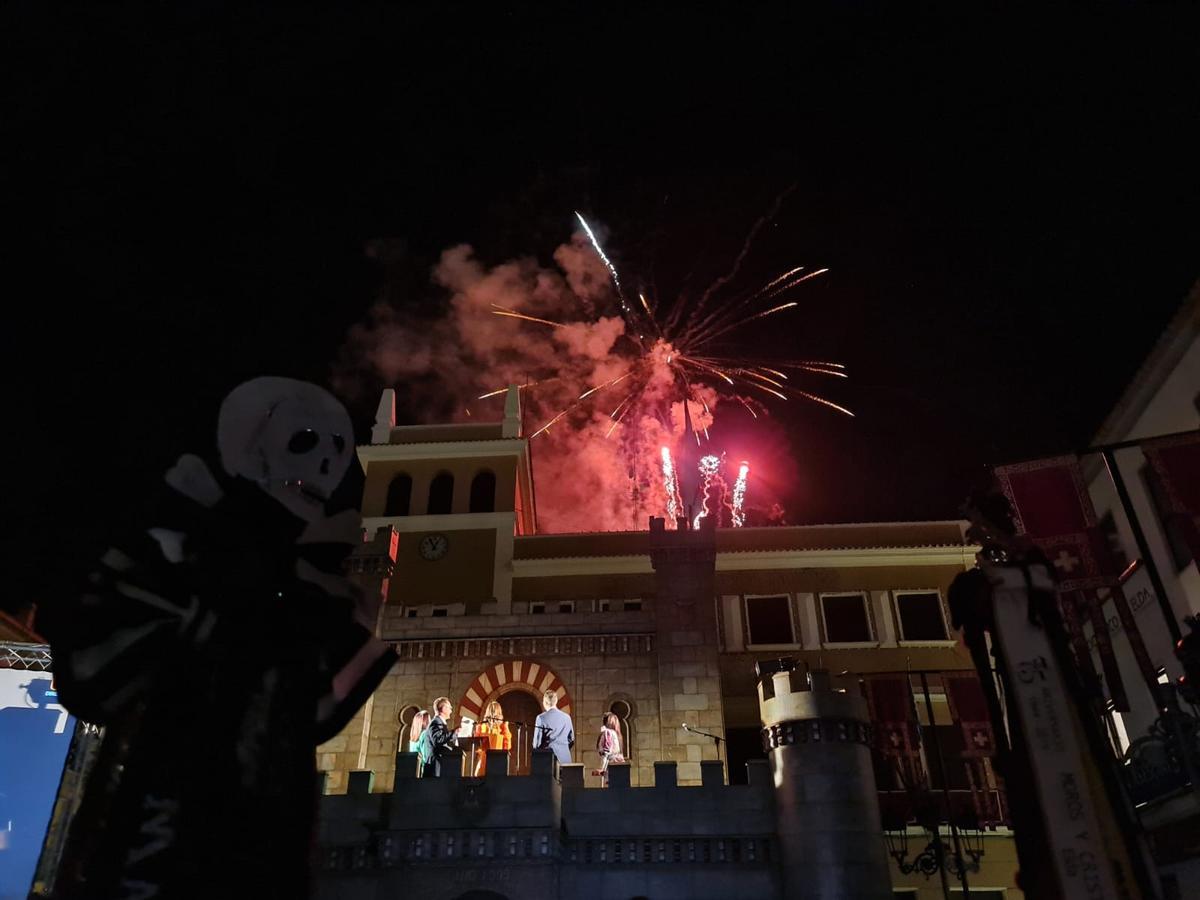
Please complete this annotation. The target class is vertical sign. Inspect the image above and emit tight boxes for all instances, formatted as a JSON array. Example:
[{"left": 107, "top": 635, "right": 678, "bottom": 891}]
[{"left": 988, "top": 563, "right": 1123, "bottom": 900}]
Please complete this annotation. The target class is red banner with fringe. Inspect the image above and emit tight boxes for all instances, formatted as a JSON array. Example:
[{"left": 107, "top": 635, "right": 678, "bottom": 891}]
[{"left": 1142, "top": 432, "right": 1200, "bottom": 564}]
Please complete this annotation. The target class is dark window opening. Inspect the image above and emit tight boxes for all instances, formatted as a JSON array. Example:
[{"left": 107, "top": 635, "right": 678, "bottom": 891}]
[
  {"left": 725, "top": 726, "right": 767, "bottom": 785},
  {"left": 623, "top": 600, "right": 642, "bottom": 612},
  {"left": 745, "top": 595, "right": 794, "bottom": 645},
  {"left": 822, "top": 593, "right": 872, "bottom": 643},
  {"left": 558, "top": 601, "right": 574, "bottom": 614},
  {"left": 428, "top": 471, "right": 454, "bottom": 515},
  {"left": 398, "top": 705, "right": 419, "bottom": 752},
  {"left": 385, "top": 473, "right": 413, "bottom": 517},
  {"left": 610, "top": 699, "right": 633, "bottom": 765},
  {"left": 406, "top": 609, "right": 418, "bottom": 618},
  {"left": 895, "top": 592, "right": 948, "bottom": 641},
  {"left": 1141, "top": 464, "right": 1194, "bottom": 571},
  {"left": 529, "top": 603, "right": 545, "bottom": 615},
  {"left": 431, "top": 607, "right": 449, "bottom": 618},
  {"left": 469, "top": 470, "right": 497, "bottom": 513}
]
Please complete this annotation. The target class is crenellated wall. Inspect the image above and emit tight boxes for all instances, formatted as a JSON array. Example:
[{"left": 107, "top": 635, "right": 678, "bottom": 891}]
[{"left": 315, "top": 751, "right": 779, "bottom": 900}]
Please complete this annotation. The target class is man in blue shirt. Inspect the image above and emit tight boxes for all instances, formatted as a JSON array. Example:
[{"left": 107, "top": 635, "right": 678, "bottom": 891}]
[{"left": 533, "top": 689, "right": 574, "bottom": 764}]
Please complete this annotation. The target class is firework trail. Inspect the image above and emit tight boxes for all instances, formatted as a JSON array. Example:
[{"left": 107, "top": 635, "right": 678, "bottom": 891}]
[
  {"left": 660, "top": 446, "right": 682, "bottom": 523},
  {"left": 504, "top": 211, "right": 852, "bottom": 453},
  {"left": 337, "top": 202, "right": 850, "bottom": 533},
  {"left": 692, "top": 454, "right": 724, "bottom": 529},
  {"left": 731, "top": 461, "right": 750, "bottom": 528}
]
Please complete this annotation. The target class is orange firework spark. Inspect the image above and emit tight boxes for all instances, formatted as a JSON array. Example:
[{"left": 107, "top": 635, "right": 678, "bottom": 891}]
[{"left": 489, "top": 304, "right": 565, "bottom": 328}]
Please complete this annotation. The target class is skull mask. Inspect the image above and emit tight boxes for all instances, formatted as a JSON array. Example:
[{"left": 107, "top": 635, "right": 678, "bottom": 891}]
[{"left": 217, "top": 377, "right": 354, "bottom": 522}]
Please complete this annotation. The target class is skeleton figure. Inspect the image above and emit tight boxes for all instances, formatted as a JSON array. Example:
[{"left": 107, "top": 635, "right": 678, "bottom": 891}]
[{"left": 41, "top": 377, "right": 396, "bottom": 899}]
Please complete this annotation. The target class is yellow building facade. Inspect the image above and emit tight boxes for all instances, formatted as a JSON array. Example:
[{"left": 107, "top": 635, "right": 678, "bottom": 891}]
[{"left": 317, "top": 387, "right": 1022, "bottom": 899}]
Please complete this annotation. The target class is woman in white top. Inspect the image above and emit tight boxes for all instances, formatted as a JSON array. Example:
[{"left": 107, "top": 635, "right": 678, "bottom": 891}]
[{"left": 594, "top": 712, "right": 625, "bottom": 786}]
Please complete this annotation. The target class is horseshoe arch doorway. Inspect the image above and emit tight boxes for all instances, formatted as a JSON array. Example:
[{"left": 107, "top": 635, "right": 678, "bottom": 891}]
[{"left": 458, "top": 660, "right": 574, "bottom": 775}]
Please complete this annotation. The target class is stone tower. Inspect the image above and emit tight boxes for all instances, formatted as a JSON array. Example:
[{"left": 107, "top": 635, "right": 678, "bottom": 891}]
[
  {"left": 648, "top": 515, "right": 725, "bottom": 785},
  {"left": 758, "top": 666, "right": 892, "bottom": 899}
]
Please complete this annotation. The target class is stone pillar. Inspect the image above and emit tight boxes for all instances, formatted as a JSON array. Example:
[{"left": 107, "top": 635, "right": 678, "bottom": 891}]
[
  {"left": 347, "top": 525, "right": 400, "bottom": 629},
  {"left": 758, "top": 667, "right": 892, "bottom": 900},
  {"left": 648, "top": 516, "right": 724, "bottom": 785},
  {"left": 339, "top": 526, "right": 399, "bottom": 779},
  {"left": 371, "top": 388, "right": 395, "bottom": 444}
]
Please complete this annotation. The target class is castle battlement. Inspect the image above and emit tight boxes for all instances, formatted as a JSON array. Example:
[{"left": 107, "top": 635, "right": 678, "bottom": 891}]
[
  {"left": 316, "top": 751, "right": 780, "bottom": 899},
  {"left": 320, "top": 752, "right": 774, "bottom": 840}
]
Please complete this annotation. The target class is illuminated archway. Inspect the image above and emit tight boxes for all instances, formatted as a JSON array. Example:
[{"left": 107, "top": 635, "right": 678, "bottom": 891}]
[{"left": 458, "top": 659, "right": 574, "bottom": 721}]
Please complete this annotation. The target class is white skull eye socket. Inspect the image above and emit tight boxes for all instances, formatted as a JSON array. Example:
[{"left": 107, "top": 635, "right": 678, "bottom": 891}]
[
  {"left": 332, "top": 433, "right": 346, "bottom": 453},
  {"left": 287, "top": 429, "right": 320, "bottom": 454}
]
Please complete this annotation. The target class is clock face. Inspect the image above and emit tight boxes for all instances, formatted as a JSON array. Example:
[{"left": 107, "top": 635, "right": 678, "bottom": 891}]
[{"left": 419, "top": 533, "right": 449, "bottom": 561}]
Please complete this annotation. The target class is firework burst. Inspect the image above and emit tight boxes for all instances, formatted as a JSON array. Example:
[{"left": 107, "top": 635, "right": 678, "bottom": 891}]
[
  {"left": 490, "top": 212, "right": 853, "bottom": 432},
  {"left": 471, "top": 209, "right": 851, "bottom": 527},
  {"left": 337, "top": 202, "right": 851, "bottom": 532}
]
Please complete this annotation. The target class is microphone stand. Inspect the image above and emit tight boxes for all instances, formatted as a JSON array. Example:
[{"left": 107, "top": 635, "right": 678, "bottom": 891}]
[
  {"left": 508, "top": 720, "right": 557, "bottom": 771},
  {"left": 683, "top": 723, "right": 726, "bottom": 768},
  {"left": 502, "top": 719, "right": 523, "bottom": 773}
]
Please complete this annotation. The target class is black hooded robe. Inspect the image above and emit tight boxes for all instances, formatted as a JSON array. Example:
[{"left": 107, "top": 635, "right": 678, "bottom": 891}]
[{"left": 41, "top": 472, "right": 396, "bottom": 899}]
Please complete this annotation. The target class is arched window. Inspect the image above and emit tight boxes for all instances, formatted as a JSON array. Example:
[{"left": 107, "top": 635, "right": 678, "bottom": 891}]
[
  {"left": 397, "top": 704, "right": 420, "bottom": 752},
  {"left": 384, "top": 473, "right": 413, "bottom": 517},
  {"left": 609, "top": 698, "right": 634, "bottom": 765},
  {"left": 469, "top": 470, "right": 497, "bottom": 513},
  {"left": 427, "top": 471, "right": 454, "bottom": 515}
]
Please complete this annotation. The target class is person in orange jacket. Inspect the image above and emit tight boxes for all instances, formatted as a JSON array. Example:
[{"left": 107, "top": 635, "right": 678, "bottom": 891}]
[{"left": 473, "top": 700, "right": 512, "bottom": 775}]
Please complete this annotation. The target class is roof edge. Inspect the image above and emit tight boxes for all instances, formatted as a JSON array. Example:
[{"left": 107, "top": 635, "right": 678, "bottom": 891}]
[{"left": 1092, "top": 280, "right": 1200, "bottom": 445}]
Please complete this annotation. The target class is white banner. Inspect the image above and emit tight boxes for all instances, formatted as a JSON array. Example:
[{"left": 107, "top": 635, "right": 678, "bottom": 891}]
[{"left": 988, "top": 563, "right": 1122, "bottom": 900}]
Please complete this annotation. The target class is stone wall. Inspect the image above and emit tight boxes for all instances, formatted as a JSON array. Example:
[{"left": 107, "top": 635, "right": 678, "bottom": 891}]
[
  {"left": 316, "top": 751, "right": 779, "bottom": 900},
  {"left": 318, "top": 611, "right": 666, "bottom": 791}
]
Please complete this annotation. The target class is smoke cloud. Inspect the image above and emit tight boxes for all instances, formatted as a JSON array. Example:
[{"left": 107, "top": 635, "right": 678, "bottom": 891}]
[{"left": 335, "top": 231, "right": 713, "bottom": 532}]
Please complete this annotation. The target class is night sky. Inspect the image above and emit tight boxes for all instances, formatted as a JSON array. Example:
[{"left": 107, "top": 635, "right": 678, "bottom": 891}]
[{"left": 10, "top": 7, "right": 1200, "bottom": 612}]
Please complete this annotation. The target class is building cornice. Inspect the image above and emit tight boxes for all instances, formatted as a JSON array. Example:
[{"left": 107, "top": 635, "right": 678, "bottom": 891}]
[
  {"left": 1092, "top": 281, "right": 1199, "bottom": 445},
  {"left": 716, "top": 545, "right": 977, "bottom": 571},
  {"left": 357, "top": 439, "right": 528, "bottom": 467},
  {"left": 514, "top": 555, "right": 653, "bottom": 577},
  {"left": 362, "top": 512, "right": 516, "bottom": 534},
  {"left": 512, "top": 545, "right": 979, "bottom": 578}
]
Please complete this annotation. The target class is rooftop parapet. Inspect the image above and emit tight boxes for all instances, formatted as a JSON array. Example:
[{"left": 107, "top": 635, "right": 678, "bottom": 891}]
[
  {"left": 758, "top": 665, "right": 870, "bottom": 729},
  {"left": 318, "top": 753, "right": 775, "bottom": 846}
]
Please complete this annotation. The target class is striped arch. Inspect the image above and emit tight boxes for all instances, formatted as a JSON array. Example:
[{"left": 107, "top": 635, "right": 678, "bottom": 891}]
[{"left": 458, "top": 659, "right": 573, "bottom": 720}]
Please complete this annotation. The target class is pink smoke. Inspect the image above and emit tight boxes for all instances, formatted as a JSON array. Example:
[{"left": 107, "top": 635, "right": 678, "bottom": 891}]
[{"left": 335, "top": 232, "right": 713, "bottom": 532}]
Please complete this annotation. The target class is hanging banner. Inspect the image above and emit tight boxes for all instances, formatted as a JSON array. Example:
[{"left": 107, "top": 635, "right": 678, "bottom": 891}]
[
  {"left": 944, "top": 674, "right": 994, "bottom": 758},
  {"left": 994, "top": 455, "right": 1112, "bottom": 591},
  {"left": 987, "top": 563, "right": 1126, "bottom": 900},
  {"left": 1142, "top": 432, "right": 1200, "bottom": 563},
  {"left": 861, "top": 674, "right": 923, "bottom": 786},
  {"left": 994, "top": 455, "right": 1160, "bottom": 709}
]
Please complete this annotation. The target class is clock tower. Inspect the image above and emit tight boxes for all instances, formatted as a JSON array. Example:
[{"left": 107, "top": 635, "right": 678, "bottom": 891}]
[{"left": 357, "top": 384, "right": 535, "bottom": 615}]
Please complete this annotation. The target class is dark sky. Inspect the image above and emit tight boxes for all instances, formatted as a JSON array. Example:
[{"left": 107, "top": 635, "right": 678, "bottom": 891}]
[{"left": 9, "top": 6, "right": 1199, "bottom": 609}]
